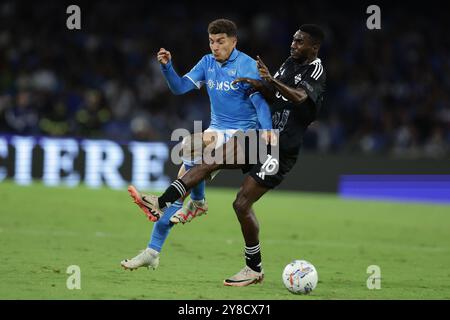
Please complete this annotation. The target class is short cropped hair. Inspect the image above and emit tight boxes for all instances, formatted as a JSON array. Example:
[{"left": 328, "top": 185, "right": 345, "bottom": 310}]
[
  {"left": 299, "top": 24, "right": 325, "bottom": 45},
  {"left": 208, "top": 19, "right": 238, "bottom": 37}
]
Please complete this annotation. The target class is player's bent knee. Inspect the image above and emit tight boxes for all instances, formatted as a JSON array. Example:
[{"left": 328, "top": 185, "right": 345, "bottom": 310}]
[
  {"left": 233, "top": 195, "right": 250, "bottom": 216},
  {"left": 201, "top": 163, "right": 224, "bottom": 180}
]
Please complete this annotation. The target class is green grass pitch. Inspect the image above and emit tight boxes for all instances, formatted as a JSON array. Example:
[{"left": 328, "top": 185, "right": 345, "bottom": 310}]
[{"left": 1, "top": 181, "right": 450, "bottom": 299}]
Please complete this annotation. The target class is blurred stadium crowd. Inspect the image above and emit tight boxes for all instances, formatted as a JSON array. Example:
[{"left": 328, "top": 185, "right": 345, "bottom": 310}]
[{"left": 0, "top": 0, "right": 449, "bottom": 157}]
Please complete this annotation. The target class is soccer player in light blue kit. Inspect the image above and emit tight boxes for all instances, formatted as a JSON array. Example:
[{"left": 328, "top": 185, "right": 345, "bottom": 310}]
[{"left": 121, "top": 19, "right": 272, "bottom": 270}]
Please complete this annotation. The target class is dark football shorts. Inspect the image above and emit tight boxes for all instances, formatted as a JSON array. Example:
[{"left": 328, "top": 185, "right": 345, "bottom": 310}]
[
  {"left": 242, "top": 150, "right": 298, "bottom": 189},
  {"left": 228, "top": 130, "right": 298, "bottom": 189}
]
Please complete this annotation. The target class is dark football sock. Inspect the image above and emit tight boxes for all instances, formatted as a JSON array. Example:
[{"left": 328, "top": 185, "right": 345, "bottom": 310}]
[
  {"left": 158, "top": 179, "right": 187, "bottom": 209},
  {"left": 244, "top": 243, "right": 262, "bottom": 272}
]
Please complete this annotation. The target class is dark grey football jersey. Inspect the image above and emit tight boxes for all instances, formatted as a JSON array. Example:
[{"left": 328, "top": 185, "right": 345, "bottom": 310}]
[{"left": 271, "top": 57, "right": 326, "bottom": 153}]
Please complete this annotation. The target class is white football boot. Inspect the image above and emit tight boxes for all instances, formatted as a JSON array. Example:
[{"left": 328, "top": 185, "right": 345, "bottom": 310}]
[
  {"left": 223, "top": 266, "right": 264, "bottom": 287},
  {"left": 121, "top": 248, "right": 160, "bottom": 271},
  {"left": 169, "top": 199, "right": 208, "bottom": 224}
]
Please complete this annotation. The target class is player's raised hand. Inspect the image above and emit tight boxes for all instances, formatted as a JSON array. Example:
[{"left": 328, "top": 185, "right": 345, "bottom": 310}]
[
  {"left": 232, "top": 77, "right": 264, "bottom": 90},
  {"left": 256, "top": 55, "right": 273, "bottom": 82},
  {"left": 157, "top": 48, "right": 172, "bottom": 65}
]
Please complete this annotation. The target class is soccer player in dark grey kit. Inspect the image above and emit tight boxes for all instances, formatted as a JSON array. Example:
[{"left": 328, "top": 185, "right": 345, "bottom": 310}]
[{"left": 130, "top": 24, "right": 326, "bottom": 286}]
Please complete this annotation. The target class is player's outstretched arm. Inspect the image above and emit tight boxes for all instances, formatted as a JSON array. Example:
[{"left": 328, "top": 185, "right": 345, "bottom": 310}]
[
  {"left": 257, "top": 56, "right": 308, "bottom": 104},
  {"left": 233, "top": 77, "right": 276, "bottom": 103},
  {"left": 158, "top": 48, "right": 197, "bottom": 95},
  {"left": 232, "top": 61, "right": 272, "bottom": 130}
]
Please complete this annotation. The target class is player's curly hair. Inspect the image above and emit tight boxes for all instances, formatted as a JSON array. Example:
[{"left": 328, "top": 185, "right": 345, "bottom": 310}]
[{"left": 208, "top": 19, "right": 238, "bottom": 37}]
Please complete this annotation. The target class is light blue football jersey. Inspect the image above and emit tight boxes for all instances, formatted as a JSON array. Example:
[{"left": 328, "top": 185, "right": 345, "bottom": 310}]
[{"left": 184, "top": 48, "right": 264, "bottom": 130}]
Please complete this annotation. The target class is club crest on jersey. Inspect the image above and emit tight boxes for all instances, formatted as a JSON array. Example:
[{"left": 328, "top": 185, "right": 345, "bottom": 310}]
[
  {"left": 294, "top": 74, "right": 302, "bottom": 85},
  {"left": 227, "top": 69, "right": 236, "bottom": 76}
]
